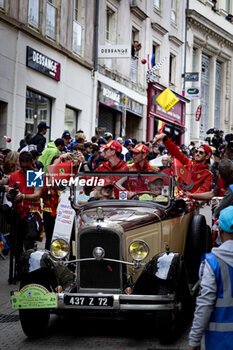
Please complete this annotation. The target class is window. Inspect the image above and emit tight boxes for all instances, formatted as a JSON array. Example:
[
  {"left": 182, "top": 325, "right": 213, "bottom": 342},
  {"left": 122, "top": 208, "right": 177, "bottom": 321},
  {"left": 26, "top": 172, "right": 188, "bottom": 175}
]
[
  {"left": 0, "top": 0, "right": 4, "bottom": 8},
  {"left": 46, "top": 1, "right": 56, "bottom": 39},
  {"left": 130, "top": 29, "right": 140, "bottom": 82},
  {"left": 28, "top": 0, "right": 39, "bottom": 28},
  {"left": 152, "top": 42, "right": 160, "bottom": 68},
  {"left": 73, "top": 0, "right": 83, "bottom": 55},
  {"left": 171, "top": 0, "right": 177, "bottom": 23},
  {"left": 74, "top": 0, "right": 79, "bottom": 21},
  {"left": 73, "top": 21, "right": 82, "bottom": 54},
  {"left": 169, "top": 54, "right": 176, "bottom": 85},
  {"left": 105, "top": 7, "right": 116, "bottom": 70},
  {"left": 223, "top": 0, "right": 231, "bottom": 12},
  {"left": 64, "top": 107, "right": 78, "bottom": 136},
  {"left": 25, "top": 89, "right": 51, "bottom": 142},
  {"left": 153, "top": 0, "right": 160, "bottom": 10}
]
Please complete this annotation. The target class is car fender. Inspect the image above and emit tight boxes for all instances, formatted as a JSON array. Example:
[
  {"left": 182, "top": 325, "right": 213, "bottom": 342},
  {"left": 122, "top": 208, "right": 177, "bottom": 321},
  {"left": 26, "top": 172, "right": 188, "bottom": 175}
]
[
  {"left": 133, "top": 252, "right": 181, "bottom": 294},
  {"left": 18, "top": 250, "right": 55, "bottom": 277}
]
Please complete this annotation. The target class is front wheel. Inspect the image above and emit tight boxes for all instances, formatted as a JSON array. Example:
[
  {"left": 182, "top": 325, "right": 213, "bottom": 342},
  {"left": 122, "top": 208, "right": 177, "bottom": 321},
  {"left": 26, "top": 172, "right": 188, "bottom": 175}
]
[
  {"left": 19, "top": 278, "right": 51, "bottom": 338},
  {"left": 19, "top": 308, "right": 50, "bottom": 338},
  {"left": 155, "top": 258, "right": 192, "bottom": 344}
]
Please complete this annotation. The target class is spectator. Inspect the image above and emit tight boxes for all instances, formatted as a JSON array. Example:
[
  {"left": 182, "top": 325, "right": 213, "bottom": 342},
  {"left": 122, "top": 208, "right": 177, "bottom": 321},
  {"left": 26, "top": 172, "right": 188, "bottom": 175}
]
[
  {"left": 155, "top": 133, "right": 214, "bottom": 193},
  {"left": 68, "top": 132, "right": 86, "bottom": 151},
  {"left": 5, "top": 151, "right": 20, "bottom": 170},
  {"left": 62, "top": 130, "right": 71, "bottom": 151},
  {"left": 123, "top": 139, "right": 134, "bottom": 162},
  {"left": 39, "top": 138, "right": 65, "bottom": 173},
  {"left": 7, "top": 152, "right": 43, "bottom": 251},
  {"left": 104, "top": 132, "right": 113, "bottom": 143},
  {"left": 214, "top": 159, "right": 233, "bottom": 218},
  {"left": 148, "top": 143, "right": 160, "bottom": 161},
  {"left": 28, "top": 122, "right": 50, "bottom": 153},
  {"left": 42, "top": 156, "right": 60, "bottom": 250},
  {"left": 188, "top": 205, "right": 233, "bottom": 350},
  {"left": 161, "top": 155, "right": 170, "bottom": 170},
  {"left": 83, "top": 142, "right": 93, "bottom": 162},
  {"left": 88, "top": 143, "right": 102, "bottom": 171}
]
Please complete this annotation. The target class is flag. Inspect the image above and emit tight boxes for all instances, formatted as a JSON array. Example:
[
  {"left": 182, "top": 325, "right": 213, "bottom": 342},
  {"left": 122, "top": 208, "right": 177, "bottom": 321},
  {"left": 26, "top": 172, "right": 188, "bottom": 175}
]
[
  {"left": 147, "top": 53, "right": 155, "bottom": 70},
  {"left": 157, "top": 120, "right": 166, "bottom": 134},
  {"left": 173, "top": 158, "right": 191, "bottom": 186},
  {"left": 156, "top": 88, "right": 179, "bottom": 112},
  {"left": 47, "top": 162, "right": 73, "bottom": 181}
]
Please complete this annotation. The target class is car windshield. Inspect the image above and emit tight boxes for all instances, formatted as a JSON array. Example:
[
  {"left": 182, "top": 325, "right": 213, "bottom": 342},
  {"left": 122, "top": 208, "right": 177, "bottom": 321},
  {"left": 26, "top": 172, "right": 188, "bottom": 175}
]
[{"left": 70, "top": 171, "right": 172, "bottom": 209}]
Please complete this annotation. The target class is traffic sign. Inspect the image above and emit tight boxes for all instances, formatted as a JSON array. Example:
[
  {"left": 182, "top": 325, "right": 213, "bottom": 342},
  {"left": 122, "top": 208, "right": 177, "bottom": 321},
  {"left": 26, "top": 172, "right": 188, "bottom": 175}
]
[{"left": 195, "top": 105, "right": 202, "bottom": 121}]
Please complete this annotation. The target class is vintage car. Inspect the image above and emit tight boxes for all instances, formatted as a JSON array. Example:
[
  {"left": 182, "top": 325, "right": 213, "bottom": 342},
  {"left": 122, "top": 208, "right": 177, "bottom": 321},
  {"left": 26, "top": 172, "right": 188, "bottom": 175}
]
[{"left": 11, "top": 171, "right": 212, "bottom": 342}]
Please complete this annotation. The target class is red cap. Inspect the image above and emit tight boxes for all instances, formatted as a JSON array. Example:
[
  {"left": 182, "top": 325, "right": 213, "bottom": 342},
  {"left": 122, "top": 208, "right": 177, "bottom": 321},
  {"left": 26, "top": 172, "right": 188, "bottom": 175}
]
[
  {"left": 200, "top": 145, "right": 212, "bottom": 157},
  {"left": 101, "top": 140, "right": 122, "bottom": 153},
  {"left": 131, "top": 144, "right": 149, "bottom": 154}
]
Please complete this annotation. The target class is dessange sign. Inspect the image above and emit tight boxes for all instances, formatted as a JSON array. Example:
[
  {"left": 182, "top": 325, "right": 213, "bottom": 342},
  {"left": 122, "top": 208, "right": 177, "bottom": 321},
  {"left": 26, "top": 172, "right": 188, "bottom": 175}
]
[{"left": 26, "top": 46, "right": 61, "bottom": 81}]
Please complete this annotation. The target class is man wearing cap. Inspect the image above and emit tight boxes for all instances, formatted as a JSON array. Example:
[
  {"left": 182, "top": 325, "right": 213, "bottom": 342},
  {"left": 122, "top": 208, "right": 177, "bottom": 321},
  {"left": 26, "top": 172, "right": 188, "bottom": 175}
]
[
  {"left": 127, "top": 144, "right": 159, "bottom": 193},
  {"left": 28, "top": 122, "right": 50, "bottom": 154},
  {"left": 95, "top": 140, "right": 129, "bottom": 172},
  {"left": 155, "top": 133, "right": 213, "bottom": 193},
  {"left": 62, "top": 130, "right": 71, "bottom": 152},
  {"left": 189, "top": 205, "right": 233, "bottom": 350},
  {"left": 128, "top": 144, "right": 159, "bottom": 172}
]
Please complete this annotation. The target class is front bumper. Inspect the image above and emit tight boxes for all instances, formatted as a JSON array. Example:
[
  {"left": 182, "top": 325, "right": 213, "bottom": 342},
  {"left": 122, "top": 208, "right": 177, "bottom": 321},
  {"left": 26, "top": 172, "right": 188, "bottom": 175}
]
[
  {"left": 11, "top": 283, "right": 175, "bottom": 311},
  {"left": 58, "top": 292, "right": 175, "bottom": 310}
]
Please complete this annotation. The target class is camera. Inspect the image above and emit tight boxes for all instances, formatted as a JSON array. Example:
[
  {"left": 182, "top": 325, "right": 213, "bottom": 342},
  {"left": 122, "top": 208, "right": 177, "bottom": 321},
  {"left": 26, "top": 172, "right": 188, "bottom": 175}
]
[
  {"left": 205, "top": 128, "right": 223, "bottom": 156},
  {"left": 8, "top": 182, "right": 19, "bottom": 202},
  {"left": 0, "top": 184, "right": 5, "bottom": 193}
]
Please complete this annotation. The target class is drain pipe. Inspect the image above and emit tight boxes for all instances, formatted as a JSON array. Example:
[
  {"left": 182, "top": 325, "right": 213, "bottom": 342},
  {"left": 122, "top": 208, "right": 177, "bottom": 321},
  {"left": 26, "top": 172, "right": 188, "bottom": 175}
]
[
  {"left": 12, "top": 30, "right": 20, "bottom": 150},
  {"left": 91, "top": 0, "right": 99, "bottom": 136},
  {"left": 183, "top": 0, "right": 189, "bottom": 94}
]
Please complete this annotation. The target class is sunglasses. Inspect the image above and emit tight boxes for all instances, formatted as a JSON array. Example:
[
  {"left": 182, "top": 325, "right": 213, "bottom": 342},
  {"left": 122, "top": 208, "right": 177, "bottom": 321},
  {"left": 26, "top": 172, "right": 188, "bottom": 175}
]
[{"left": 196, "top": 150, "right": 205, "bottom": 155}]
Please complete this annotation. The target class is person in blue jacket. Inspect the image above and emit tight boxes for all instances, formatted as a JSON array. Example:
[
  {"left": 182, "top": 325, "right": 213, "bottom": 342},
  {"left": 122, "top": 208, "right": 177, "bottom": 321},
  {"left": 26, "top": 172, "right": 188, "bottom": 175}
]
[{"left": 189, "top": 205, "right": 233, "bottom": 350}]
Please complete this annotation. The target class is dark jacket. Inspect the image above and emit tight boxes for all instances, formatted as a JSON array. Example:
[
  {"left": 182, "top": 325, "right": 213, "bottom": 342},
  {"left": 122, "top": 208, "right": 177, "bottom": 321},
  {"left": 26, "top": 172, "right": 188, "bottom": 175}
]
[{"left": 28, "top": 133, "right": 46, "bottom": 153}]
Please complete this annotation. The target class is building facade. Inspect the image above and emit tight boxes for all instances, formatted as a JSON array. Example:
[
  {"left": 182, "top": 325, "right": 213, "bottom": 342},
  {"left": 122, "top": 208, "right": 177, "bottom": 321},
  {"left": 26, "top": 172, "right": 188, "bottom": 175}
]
[
  {"left": 0, "top": 0, "right": 94, "bottom": 149},
  {"left": 96, "top": 0, "right": 186, "bottom": 143},
  {"left": 185, "top": 0, "right": 233, "bottom": 145}
]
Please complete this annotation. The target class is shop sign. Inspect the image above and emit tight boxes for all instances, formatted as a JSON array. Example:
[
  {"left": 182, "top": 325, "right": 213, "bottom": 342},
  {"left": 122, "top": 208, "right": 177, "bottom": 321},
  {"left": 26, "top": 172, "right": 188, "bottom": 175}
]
[
  {"left": 98, "top": 45, "right": 131, "bottom": 58},
  {"left": 184, "top": 87, "right": 202, "bottom": 99},
  {"left": 99, "top": 82, "right": 124, "bottom": 112},
  {"left": 195, "top": 105, "right": 202, "bottom": 121},
  {"left": 126, "top": 98, "right": 143, "bottom": 117},
  {"left": 26, "top": 46, "right": 61, "bottom": 81},
  {"left": 182, "top": 72, "right": 199, "bottom": 82}
]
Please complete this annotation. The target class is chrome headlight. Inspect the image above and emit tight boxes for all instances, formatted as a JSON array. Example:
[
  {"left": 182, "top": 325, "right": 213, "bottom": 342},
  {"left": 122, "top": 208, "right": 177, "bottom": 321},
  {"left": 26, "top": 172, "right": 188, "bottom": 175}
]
[
  {"left": 128, "top": 240, "right": 149, "bottom": 262},
  {"left": 50, "top": 239, "right": 69, "bottom": 259}
]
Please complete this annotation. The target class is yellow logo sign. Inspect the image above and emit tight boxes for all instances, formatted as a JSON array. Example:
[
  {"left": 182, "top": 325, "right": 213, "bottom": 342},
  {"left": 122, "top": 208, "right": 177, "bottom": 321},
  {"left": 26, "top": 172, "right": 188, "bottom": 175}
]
[
  {"left": 156, "top": 88, "right": 179, "bottom": 112},
  {"left": 59, "top": 168, "right": 65, "bottom": 174}
]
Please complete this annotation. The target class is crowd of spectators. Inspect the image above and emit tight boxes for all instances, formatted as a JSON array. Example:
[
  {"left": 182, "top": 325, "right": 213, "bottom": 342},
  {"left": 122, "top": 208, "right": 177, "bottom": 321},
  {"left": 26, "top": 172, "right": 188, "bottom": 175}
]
[{"left": 1, "top": 123, "right": 233, "bottom": 349}]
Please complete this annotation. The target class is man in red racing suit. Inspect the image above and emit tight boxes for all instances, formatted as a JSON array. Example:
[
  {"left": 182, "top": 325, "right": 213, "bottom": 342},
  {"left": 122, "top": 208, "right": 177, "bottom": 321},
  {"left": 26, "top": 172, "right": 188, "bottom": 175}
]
[
  {"left": 155, "top": 134, "right": 213, "bottom": 193},
  {"left": 127, "top": 144, "right": 159, "bottom": 194}
]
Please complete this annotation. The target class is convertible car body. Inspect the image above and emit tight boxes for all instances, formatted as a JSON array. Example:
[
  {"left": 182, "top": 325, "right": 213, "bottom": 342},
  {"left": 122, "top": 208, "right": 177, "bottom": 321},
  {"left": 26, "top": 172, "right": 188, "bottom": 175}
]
[{"left": 11, "top": 171, "right": 212, "bottom": 342}]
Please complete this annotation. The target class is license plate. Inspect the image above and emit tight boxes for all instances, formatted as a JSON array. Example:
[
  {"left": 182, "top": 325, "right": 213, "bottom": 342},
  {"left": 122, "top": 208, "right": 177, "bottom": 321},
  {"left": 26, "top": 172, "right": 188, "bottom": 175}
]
[{"left": 64, "top": 295, "right": 113, "bottom": 307}]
